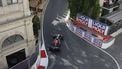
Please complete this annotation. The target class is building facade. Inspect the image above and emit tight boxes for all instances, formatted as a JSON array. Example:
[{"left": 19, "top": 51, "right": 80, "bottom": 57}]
[
  {"left": 0, "top": 0, "right": 35, "bottom": 69},
  {"left": 29, "top": 0, "right": 46, "bottom": 14},
  {"left": 100, "top": 0, "right": 120, "bottom": 16},
  {"left": 100, "top": 10, "right": 122, "bottom": 36}
]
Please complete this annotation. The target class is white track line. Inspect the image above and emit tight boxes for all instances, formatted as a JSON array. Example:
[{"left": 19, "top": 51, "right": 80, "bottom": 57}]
[
  {"left": 40, "top": 0, "right": 50, "bottom": 68},
  {"left": 66, "top": 23, "right": 120, "bottom": 69},
  {"left": 64, "top": 40, "right": 70, "bottom": 50},
  {"left": 93, "top": 46, "right": 120, "bottom": 69}
]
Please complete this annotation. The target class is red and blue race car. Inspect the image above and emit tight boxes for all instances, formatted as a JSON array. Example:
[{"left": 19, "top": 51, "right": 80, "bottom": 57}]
[{"left": 49, "top": 34, "right": 64, "bottom": 51}]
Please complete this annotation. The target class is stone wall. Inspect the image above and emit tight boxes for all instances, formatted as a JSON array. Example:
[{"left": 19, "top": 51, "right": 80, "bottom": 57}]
[
  {"left": 0, "top": 16, "right": 35, "bottom": 69},
  {"left": 0, "top": 0, "right": 35, "bottom": 68}
]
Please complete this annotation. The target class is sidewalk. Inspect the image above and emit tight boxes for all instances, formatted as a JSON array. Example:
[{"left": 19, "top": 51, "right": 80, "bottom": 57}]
[
  {"left": 105, "top": 33, "right": 122, "bottom": 69},
  {"left": 105, "top": 2, "right": 122, "bottom": 69}
]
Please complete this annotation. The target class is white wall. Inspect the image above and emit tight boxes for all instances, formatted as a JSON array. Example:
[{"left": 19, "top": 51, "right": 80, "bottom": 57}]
[{"left": 0, "top": 15, "right": 35, "bottom": 69}]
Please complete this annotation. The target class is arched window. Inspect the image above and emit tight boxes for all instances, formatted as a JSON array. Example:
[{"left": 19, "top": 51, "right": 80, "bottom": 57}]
[{"left": 2, "top": 34, "right": 24, "bottom": 48}]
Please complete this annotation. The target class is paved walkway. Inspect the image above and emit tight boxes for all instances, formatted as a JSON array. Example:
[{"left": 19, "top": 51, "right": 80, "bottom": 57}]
[{"left": 105, "top": 33, "right": 122, "bottom": 69}]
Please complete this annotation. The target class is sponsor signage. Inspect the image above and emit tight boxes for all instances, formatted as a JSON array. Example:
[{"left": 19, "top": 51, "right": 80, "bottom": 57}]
[
  {"left": 77, "top": 16, "right": 89, "bottom": 26},
  {"left": 92, "top": 21, "right": 107, "bottom": 35},
  {"left": 76, "top": 15, "right": 109, "bottom": 35},
  {"left": 84, "top": 32, "right": 92, "bottom": 41},
  {"left": 92, "top": 37, "right": 102, "bottom": 47},
  {"left": 76, "top": 28, "right": 102, "bottom": 47}
]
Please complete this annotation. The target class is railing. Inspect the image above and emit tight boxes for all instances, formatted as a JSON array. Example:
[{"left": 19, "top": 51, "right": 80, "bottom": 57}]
[{"left": 9, "top": 51, "right": 38, "bottom": 69}]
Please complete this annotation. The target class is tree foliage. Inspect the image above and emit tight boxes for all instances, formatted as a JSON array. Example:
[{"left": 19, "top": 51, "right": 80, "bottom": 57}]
[
  {"left": 32, "top": 15, "right": 40, "bottom": 38},
  {"left": 68, "top": 0, "right": 101, "bottom": 19}
]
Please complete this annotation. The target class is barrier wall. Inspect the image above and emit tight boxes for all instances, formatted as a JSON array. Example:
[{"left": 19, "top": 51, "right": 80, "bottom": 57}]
[
  {"left": 66, "top": 22, "right": 115, "bottom": 49},
  {"left": 31, "top": 42, "right": 48, "bottom": 69},
  {"left": 31, "top": 0, "right": 49, "bottom": 68}
]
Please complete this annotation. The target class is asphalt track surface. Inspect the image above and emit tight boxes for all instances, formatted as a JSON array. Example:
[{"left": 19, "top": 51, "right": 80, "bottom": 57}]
[{"left": 43, "top": 0, "right": 119, "bottom": 69}]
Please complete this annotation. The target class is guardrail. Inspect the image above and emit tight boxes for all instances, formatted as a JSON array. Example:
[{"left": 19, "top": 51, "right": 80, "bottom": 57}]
[
  {"left": 9, "top": 52, "right": 38, "bottom": 69},
  {"left": 31, "top": 0, "right": 49, "bottom": 69}
]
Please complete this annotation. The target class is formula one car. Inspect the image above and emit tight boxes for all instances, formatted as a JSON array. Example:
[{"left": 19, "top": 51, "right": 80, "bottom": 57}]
[{"left": 49, "top": 34, "right": 64, "bottom": 51}]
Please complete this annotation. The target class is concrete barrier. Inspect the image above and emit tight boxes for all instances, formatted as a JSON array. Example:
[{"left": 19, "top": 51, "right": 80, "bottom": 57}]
[{"left": 31, "top": 0, "right": 49, "bottom": 69}]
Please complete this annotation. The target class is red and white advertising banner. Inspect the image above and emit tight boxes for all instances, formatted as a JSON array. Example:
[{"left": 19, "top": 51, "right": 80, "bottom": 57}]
[
  {"left": 67, "top": 22, "right": 102, "bottom": 47},
  {"left": 76, "top": 28, "right": 102, "bottom": 47},
  {"left": 76, "top": 15, "right": 109, "bottom": 35}
]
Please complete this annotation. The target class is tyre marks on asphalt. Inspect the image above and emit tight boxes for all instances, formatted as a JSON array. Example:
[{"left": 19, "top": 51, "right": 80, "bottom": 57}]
[
  {"left": 51, "top": 11, "right": 68, "bottom": 26},
  {"left": 64, "top": 40, "right": 70, "bottom": 51},
  {"left": 47, "top": 52, "right": 56, "bottom": 69},
  {"left": 61, "top": 58, "right": 78, "bottom": 69},
  {"left": 48, "top": 11, "right": 70, "bottom": 69}
]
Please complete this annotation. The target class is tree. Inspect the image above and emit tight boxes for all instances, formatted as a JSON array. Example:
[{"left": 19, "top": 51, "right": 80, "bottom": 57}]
[
  {"left": 68, "top": 0, "right": 101, "bottom": 19},
  {"left": 90, "top": 0, "right": 101, "bottom": 19},
  {"left": 32, "top": 15, "right": 40, "bottom": 38},
  {"left": 68, "top": 0, "right": 79, "bottom": 18}
]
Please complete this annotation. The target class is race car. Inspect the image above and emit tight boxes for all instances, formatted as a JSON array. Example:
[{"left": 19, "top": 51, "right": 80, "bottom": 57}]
[{"left": 49, "top": 34, "right": 64, "bottom": 51}]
